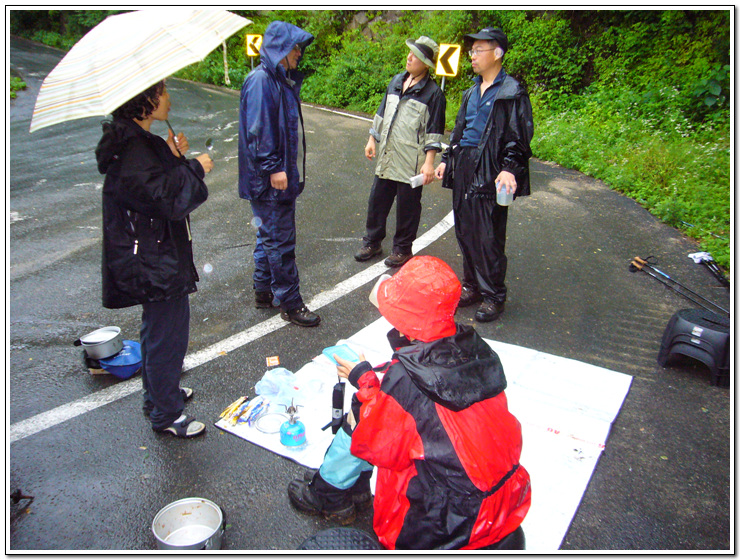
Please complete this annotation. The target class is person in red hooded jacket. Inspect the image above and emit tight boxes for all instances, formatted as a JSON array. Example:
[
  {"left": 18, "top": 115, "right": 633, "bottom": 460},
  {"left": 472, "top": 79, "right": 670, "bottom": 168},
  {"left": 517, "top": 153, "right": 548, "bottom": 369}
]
[{"left": 287, "top": 256, "right": 531, "bottom": 550}]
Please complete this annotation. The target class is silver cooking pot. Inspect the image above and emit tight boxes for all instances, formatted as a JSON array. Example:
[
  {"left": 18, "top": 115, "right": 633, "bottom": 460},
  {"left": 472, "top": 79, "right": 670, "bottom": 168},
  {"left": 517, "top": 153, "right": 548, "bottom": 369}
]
[
  {"left": 152, "top": 497, "right": 224, "bottom": 550},
  {"left": 74, "top": 326, "right": 123, "bottom": 360}
]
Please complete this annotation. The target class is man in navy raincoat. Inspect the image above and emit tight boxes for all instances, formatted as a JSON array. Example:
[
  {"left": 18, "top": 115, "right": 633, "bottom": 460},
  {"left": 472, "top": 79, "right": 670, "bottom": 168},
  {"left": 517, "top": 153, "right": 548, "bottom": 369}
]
[{"left": 238, "top": 20, "right": 320, "bottom": 327}]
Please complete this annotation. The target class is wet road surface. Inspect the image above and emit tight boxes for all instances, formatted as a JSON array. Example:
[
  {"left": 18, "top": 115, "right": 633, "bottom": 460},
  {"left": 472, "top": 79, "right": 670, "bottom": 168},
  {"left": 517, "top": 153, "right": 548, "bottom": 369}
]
[{"left": 8, "top": 36, "right": 730, "bottom": 551}]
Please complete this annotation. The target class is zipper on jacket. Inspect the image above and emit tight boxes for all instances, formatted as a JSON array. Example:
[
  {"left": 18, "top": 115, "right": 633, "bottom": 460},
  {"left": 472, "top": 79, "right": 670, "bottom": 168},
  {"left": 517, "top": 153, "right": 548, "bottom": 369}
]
[{"left": 127, "top": 210, "right": 139, "bottom": 255}]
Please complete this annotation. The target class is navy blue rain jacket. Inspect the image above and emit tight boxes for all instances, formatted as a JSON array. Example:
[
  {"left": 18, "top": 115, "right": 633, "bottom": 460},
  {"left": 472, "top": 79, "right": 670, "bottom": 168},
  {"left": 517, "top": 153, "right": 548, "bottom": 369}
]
[{"left": 238, "top": 21, "right": 314, "bottom": 202}]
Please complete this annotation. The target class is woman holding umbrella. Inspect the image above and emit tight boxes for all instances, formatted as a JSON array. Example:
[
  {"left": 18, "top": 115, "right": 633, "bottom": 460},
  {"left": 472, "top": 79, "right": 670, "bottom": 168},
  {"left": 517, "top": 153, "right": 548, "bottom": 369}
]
[{"left": 96, "top": 80, "right": 213, "bottom": 438}]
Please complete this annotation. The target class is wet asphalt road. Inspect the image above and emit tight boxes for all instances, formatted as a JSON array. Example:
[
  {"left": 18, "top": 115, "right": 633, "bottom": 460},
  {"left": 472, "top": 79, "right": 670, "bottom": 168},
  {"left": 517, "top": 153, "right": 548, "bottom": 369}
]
[{"left": 8, "top": 36, "right": 731, "bottom": 551}]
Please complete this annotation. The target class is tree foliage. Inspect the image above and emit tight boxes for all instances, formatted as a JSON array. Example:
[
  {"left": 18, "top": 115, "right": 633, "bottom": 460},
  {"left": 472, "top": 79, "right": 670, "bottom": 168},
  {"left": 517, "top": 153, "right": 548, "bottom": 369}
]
[{"left": 9, "top": 9, "right": 731, "bottom": 269}]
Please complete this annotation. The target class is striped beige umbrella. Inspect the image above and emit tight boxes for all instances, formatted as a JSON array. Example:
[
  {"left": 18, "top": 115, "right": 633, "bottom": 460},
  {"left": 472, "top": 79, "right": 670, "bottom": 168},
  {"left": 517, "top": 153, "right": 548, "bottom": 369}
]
[{"left": 30, "top": 9, "right": 251, "bottom": 133}]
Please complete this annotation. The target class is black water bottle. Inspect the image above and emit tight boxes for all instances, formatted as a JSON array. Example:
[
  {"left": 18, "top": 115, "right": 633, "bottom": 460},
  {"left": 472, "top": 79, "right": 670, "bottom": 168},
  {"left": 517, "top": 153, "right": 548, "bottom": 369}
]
[{"left": 331, "top": 382, "right": 345, "bottom": 434}]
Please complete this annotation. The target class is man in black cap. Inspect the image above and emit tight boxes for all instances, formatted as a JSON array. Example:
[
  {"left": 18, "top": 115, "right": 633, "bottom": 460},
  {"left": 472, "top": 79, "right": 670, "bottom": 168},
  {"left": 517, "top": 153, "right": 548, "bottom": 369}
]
[
  {"left": 435, "top": 27, "right": 534, "bottom": 322},
  {"left": 354, "top": 36, "right": 446, "bottom": 268}
]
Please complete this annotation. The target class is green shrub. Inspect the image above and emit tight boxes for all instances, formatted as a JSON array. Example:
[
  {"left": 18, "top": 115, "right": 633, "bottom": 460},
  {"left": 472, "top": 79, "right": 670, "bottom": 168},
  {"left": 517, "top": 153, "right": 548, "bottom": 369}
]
[{"left": 9, "top": 76, "right": 26, "bottom": 99}]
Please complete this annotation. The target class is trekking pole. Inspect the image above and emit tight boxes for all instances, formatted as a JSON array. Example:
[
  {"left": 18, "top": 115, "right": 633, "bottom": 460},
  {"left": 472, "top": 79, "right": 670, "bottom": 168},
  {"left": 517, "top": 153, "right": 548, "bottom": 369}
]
[
  {"left": 630, "top": 257, "right": 729, "bottom": 316},
  {"left": 636, "top": 257, "right": 729, "bottom": 314},
  {"left": 688, "top": 252, "right": 730, "bottom": 288}
]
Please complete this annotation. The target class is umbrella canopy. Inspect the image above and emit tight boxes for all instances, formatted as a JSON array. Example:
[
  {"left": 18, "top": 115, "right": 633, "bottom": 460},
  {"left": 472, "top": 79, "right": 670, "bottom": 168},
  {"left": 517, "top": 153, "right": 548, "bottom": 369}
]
[{"left": 30, "top": 9, "right": 251, "bottom": 133}]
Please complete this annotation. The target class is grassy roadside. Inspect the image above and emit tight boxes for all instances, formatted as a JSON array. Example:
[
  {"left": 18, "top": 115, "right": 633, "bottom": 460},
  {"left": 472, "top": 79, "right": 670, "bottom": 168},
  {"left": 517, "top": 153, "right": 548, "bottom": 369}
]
[{"left": 529, "top": 93, "right": 730, "bottom": 271}]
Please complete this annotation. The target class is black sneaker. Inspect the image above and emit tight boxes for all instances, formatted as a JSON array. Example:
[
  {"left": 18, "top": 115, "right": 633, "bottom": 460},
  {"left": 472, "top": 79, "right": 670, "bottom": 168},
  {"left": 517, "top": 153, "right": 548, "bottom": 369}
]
[
  {"left": 458, "top": 284, "right": 483, "bottom": 308},
  {"left": 384, "top": 252, "right": 412, "bottom": 268},
  {"left": 354, "top": 244, "right": 382, "bottom": 262},
  {"left": 475, "top": 300, "right": 505, "bottom": 323},
  {"left": 287, "top": 479, "right": 356, "bottom": 525},
  {"left": 281, "top": 305, "right": 321, "bottom": 327},
  {"left": 255, "top": 291, "right": 276, "bottom": 308}
]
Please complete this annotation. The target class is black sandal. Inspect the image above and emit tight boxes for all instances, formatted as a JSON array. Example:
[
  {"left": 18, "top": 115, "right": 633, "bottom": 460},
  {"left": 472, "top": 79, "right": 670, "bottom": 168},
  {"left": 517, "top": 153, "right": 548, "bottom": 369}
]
[{"left": 157, "top": 415, "right": 205, "bottom": 438}]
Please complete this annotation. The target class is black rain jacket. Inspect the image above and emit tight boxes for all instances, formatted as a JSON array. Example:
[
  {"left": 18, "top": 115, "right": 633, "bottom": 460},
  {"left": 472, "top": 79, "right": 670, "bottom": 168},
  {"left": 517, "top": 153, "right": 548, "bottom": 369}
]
[
  {"left": 96, "top": 118, "right": 208, "bottom": 309},
  {"left": 442, "top": 74, "right": 534, "bottom": 199}
]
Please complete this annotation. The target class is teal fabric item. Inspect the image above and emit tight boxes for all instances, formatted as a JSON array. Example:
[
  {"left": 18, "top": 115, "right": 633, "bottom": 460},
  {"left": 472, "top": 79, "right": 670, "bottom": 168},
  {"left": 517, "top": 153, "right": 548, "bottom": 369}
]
[{"left": 319, "top": 428, "right": 373, "bottom": 490}]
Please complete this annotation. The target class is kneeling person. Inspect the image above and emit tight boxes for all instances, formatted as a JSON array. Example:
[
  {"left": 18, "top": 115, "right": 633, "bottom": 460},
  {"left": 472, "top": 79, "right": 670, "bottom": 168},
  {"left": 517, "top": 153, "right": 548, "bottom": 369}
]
[{"left": 288, "top": 256, "right": 531, "bottom": 550}]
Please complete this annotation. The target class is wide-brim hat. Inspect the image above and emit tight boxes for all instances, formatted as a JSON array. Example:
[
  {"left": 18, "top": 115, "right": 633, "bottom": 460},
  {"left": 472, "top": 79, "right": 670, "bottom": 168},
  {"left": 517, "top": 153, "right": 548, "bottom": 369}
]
[
  {"left": 464, "top": 27, "right": 509, "bottom": 53},
  {"left": 405, "top": 36, "right": 439, "bottom": 68},
  {"left": 376, "top": 256, "right": 461, "bottom": 343}
]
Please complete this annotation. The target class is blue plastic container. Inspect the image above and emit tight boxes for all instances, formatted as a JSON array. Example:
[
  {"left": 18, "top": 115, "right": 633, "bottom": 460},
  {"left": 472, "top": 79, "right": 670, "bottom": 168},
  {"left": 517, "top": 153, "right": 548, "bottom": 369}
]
[{"left": 99, "top": 340, "right": 142, "bottom": 379}]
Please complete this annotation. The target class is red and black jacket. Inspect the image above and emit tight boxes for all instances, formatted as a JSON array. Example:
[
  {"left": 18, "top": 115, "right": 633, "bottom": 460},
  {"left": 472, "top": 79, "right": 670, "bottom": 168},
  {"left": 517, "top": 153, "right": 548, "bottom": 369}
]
[{"left": 347, "top": 325, "right": 531, "bottom": 550}]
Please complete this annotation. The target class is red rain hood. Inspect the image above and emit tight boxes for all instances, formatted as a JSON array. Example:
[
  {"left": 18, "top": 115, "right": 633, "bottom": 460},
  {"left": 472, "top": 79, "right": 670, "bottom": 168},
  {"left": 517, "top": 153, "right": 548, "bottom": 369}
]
[{"left": 377, "top": 256, "right": 461, "bottom": 343}]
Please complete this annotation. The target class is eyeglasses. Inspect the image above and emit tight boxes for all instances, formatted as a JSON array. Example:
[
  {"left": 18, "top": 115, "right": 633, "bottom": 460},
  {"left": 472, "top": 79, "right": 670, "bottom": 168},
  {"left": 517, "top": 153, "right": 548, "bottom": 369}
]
[{"left": 468, "top": 48, "right": 496, "bottom": 57}]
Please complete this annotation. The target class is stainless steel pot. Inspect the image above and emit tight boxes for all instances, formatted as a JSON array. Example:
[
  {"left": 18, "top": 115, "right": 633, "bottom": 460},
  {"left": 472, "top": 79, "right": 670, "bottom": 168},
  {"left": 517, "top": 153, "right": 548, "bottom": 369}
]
[
  {"left": 75, "top": 326, "right": 123, "bottom": 360},
  {"left": 152, "top": 497, "right": 224, "bottom": 550}
]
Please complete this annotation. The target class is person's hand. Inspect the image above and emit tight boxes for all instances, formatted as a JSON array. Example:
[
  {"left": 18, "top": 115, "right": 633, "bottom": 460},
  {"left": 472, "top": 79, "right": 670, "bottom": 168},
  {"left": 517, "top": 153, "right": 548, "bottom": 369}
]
[
  {"left": 420, "top": 161, "right": 435, "bottom": 185},
  {"left": 195, "top": 153, "right": 213, "bottom": 174},
  {"left": 495, "top": 170, "right": 517, "bottom": 195},
  {"left": 434, "top": 162, "right": 446, "bottom": 180},
  {"left": 334, "top": 352, "right": 366, "bottom": 379},
  {"left": 167, "top": 129, "right": 188, "bottom": 156},
  {"left": 270, "top": 171, "right": 288, "bottom": 191},
  {"left": 364, "top": 137, "right": 376, "bottom": 160}
]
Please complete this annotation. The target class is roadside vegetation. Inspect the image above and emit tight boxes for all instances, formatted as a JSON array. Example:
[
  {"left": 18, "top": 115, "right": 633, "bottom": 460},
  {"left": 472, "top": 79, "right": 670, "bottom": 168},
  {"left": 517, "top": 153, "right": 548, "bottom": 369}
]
[
  {"left": 10, "top": 76, "right": 27, "bottom": 99},
  {"left": 10, "top": 9, "right": 731, "bottom": 270}
]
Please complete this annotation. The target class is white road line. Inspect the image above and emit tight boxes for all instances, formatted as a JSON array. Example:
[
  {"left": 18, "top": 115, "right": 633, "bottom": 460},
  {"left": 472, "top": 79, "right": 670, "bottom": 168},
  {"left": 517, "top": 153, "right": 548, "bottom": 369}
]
[{"left": 9, "top": 211, "right": 454, "bottom": 444}]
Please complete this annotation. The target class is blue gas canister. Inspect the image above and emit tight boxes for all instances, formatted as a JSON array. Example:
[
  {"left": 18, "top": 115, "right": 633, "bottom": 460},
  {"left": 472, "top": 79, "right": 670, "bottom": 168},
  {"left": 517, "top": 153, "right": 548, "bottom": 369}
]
[{"left": 280, "top": 400, "right": 306, "bottom": 447}]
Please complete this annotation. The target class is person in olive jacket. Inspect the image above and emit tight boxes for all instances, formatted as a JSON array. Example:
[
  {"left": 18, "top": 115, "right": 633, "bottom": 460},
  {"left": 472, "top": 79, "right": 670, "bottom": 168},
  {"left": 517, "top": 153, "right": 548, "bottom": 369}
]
[
  {"left": 96, "top": 80, "right": 213, "bottom": 438},
  {"left": 354, "top": 36, "right": 446, "bottom": 268},
  {"left": 435, "top": 28, "right": 534, "bottom": 323}
]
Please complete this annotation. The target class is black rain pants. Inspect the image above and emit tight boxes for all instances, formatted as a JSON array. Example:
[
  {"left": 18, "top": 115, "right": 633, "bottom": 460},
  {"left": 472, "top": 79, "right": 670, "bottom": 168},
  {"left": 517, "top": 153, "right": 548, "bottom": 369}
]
[
  {"left": 141, "top": 295, "right": 189, "bottom": 430},
  {"left": 453, "top": 147, "right": 508, "bottom": 304},
  {"left": 363, "top": 176, "right": 423, "bottom": 255}
]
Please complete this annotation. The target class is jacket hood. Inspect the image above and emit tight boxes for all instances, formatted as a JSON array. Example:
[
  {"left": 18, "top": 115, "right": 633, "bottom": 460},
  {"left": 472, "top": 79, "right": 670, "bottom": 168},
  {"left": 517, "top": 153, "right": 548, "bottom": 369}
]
[
  {"left": 396, "top": 324, "right": 507, "bottom": 411},
  {"left": 377, "top": 256, "right": 461, "bottom": 343},
  {"left": 260, "top": 20, "right": 314, "bottom": 74},
  {"left": 96, "top": 119, "right": 139, "bottom": 174}
]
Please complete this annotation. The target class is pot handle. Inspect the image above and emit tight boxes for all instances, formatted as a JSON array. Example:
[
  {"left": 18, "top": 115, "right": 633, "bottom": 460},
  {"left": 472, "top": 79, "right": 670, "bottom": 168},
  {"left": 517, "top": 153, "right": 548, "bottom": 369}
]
[
  {"left": 73, "top": 338, "right": 82, "bottom": 347},
  {"left": 201, "top": 507, "right": 226, "bottom": 550}
]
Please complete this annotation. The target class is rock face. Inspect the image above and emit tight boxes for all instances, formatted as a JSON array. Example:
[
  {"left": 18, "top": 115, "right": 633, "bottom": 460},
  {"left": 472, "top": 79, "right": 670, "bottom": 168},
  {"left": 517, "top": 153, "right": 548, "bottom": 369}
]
[{"left": 350, "top": 10, "right": 405, "bottom": 40}]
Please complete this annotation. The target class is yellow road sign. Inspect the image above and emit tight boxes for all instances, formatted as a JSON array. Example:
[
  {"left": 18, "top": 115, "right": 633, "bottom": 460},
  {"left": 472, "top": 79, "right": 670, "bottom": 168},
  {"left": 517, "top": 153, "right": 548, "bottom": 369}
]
[
  {"left": 246, "top": 34, "right": 263, "bottom": 57},
  {"left": 436, "top": 44, "right": 461, "bottom": 77}
]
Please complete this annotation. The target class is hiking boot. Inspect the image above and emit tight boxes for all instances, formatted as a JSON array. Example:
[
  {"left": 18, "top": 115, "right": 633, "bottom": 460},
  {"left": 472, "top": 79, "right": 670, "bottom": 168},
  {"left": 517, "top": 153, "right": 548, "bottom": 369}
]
[
  {"left": 281, "top": 305, "right": 321, "bottom": 327},
  {"left": 384, "top": 251, "right": 413, "bottom": 268},
  {"left": 458, "top": 284, "right": 482, "bottom": 308},
  {"left": 255, "top": 291, "right": 276, "bottom": 309},
  {"left": 354, "top": 244, "right": 382, "bottom": 262},
  {"left": 287, "top": 479, "right": 356, "bottom": 525},
  {"left": 302, "top": 469, "right": 373, "bottom": 510},
  {"left": 475, "top": 300, "right": 505, "bottom": 323}
]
